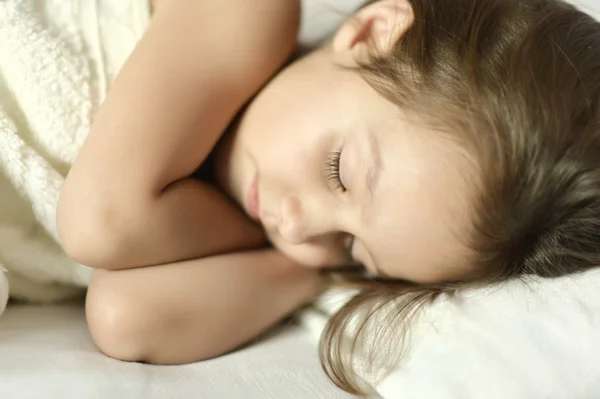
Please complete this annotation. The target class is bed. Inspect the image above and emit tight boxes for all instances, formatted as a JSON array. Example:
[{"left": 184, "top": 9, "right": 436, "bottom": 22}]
[{"left": 0, "top": 302, "right": 360, "bottom": 398}]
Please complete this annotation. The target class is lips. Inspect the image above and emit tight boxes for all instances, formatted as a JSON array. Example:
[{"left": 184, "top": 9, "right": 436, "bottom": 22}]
[{"left": 246, "top": 173, "right": 260, "bottom": 221}]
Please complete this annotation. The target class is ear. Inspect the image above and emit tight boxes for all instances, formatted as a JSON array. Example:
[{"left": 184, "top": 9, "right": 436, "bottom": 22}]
[{"left": 332, "top": 0, "right": 413, "bottom": 61}]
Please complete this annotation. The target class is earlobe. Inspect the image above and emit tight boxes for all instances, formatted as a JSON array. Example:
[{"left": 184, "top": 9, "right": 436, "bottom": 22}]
[{"left": 332, "top": 0, "right": 413, "bottom": 59}]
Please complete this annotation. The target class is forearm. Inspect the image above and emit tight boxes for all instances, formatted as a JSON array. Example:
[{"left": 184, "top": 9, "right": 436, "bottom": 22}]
[
  {"left": 126, "top": 179, "right": 265, "bottom": 267},
  {"left": 59, "top": 177, "right": 265, "bottom": 269},
  {"left": 86, "top": 250, "right": 323, "bottom": 364}
]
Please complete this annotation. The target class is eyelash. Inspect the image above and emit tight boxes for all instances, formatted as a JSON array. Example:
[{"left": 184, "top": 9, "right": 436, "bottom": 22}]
[
  {"left": 326, "top": 148, "right": 356, "bottom": 263},
  {"left": 325, "top": 147, "right": 346, "bottom": 192}
]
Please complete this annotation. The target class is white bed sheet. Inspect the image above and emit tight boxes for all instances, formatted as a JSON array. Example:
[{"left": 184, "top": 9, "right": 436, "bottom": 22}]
[{"left": 0, "top": 303, "right": 360, "bottom": 399}]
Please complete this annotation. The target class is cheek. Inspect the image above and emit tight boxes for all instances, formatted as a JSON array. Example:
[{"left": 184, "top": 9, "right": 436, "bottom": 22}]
[
  {"left": 372, "top": 202, "right": 469, "bottom": 283},
  {"left": 246, "top": 111, "right": 324, "bottom": 181},
  {"left": 243, "top": 102, "right": 306, "bottom": 162},
  {"left": 244, "top": 73, "right": 334, "bottom": 153},
  {"left": 268, "top": 231, "right": 343, "bottom": 268}
]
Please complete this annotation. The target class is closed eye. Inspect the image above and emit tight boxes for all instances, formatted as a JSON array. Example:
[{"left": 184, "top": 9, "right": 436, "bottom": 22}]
[{"left": 325, "top": 146, "right": 346, "bottom": 192}]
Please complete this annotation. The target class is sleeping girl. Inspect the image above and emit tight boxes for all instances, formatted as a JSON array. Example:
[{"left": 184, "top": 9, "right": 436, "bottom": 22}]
[{"left": 56, "top": 0, "right": 600, "bottom": 395}]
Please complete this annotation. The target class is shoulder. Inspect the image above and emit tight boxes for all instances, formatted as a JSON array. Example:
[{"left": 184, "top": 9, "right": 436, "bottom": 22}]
[
  {"left": 150, "top": 0, "right": 300, "bottom": 22},
  {"left": 146, "top": 0, "right": 301, "bottom": 82}
]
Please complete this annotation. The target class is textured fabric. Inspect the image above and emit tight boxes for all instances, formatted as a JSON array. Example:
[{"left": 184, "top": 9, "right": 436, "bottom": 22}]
[
  {"left": 374, "top": 271, "right": 600, "bottom": 399},
  {"left": 0, "top": 0, "right": 150, "bottom": 307},
  {"left": 0, "top": 303, "right": 359, "bottom": 399}
]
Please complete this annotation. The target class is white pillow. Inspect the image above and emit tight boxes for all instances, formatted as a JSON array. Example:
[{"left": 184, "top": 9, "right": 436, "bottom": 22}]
[{"left": 377, "top": 271, "right": 600, "bottom": 398}]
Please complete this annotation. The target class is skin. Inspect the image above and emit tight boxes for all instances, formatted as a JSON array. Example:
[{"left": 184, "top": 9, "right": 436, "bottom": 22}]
[
  {"left": 57, "top": 0, "right": 475, "bottom": 365},
  {"left": 214, "top": 1, "right": 475, "bottom": 284}
]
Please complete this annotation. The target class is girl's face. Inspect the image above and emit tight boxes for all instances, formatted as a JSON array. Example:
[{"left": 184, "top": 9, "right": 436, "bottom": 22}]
[
  {"left": 215, "top": 46, "right": 476, "bottom": 284},
  {"left": 215, "top": 0, "right": 477, "bottom": 283}
]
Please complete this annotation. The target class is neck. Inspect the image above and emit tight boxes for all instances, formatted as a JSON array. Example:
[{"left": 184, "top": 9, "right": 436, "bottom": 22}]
[{"left": 212, "top": 115, "right": 243, "bottom": 202}]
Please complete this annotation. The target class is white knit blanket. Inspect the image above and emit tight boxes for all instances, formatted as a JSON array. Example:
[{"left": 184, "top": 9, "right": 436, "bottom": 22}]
[
  {"left": 0, "top": 0, "right": 99, "bottom": 312},
  {"left": 0, "top": 0, "right": 150, "bottom": 313}
]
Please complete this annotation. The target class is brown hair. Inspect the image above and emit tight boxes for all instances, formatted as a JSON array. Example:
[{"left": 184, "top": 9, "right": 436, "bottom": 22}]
[{"left": 320, "top": 0, "right": 600, "bottom": 395}]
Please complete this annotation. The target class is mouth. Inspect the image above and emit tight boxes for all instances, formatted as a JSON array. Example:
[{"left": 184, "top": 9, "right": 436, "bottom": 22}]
[{"left": 246, "top": 173, "right": 260, "bottom": 222}]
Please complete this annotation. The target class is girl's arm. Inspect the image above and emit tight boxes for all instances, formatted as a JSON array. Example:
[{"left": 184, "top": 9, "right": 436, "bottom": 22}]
[
  {"left": 86, "top": 249, "right": 323, "bottom": 364},
  {"left": 57, "top": 0, "right": 300, "bottom": 270}
]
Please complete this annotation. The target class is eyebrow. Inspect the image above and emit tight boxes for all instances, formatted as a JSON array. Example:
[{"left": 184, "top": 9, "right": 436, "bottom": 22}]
[{"left": 365, "top": 131, "right": 383, "bottom": 197}]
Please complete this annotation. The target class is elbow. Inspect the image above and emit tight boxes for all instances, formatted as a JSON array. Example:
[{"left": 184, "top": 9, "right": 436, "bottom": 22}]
[
  {"left": 57, "top": 186, "right": 129, "bottom": 270},
  {"left": 86, "top": 292, "right": 163, "bottom": 364},
  {"left": 56, "top": 217, "right": 110, "bottom": 270},
  {"left": 86, "top": 271, "right": 215, "bottom": 364},
  {"left": 86, "top": 272, "right": 149, "bottom": 362}
]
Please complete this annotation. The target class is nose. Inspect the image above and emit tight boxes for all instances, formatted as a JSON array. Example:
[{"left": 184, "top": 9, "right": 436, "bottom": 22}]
[{"left": 277, "top": 193, "right": 333, "bottom": 244}]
